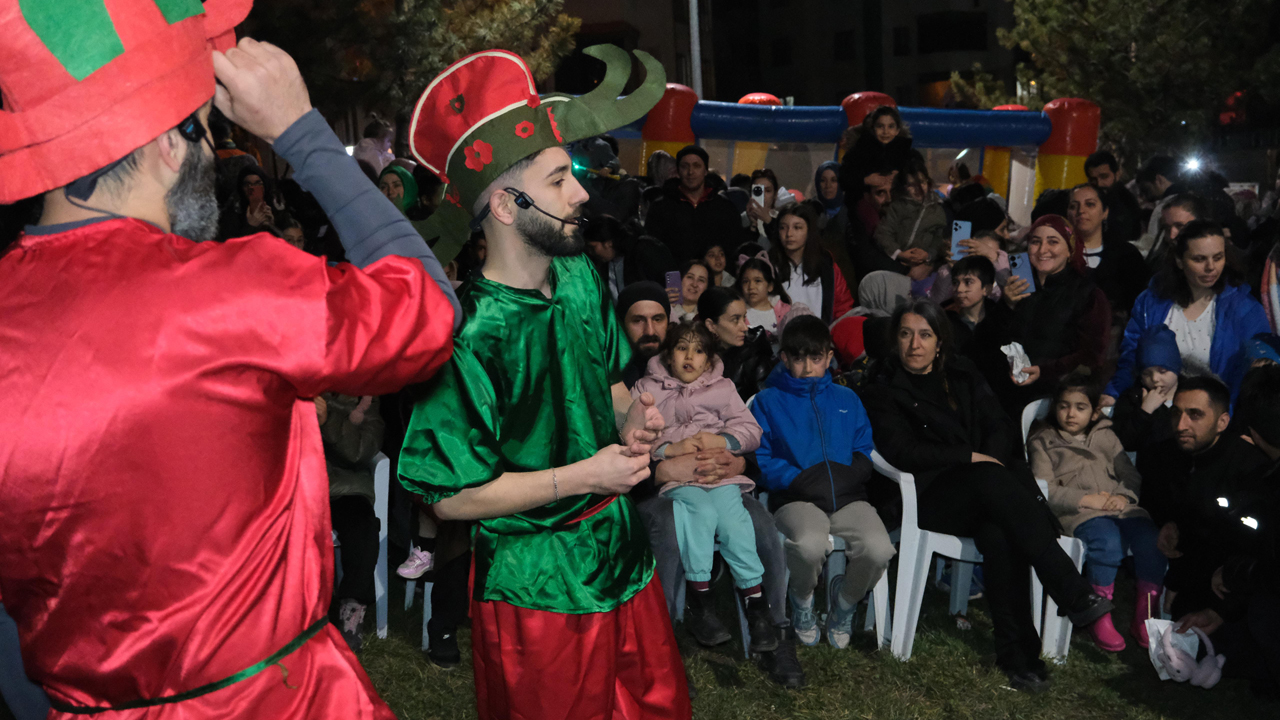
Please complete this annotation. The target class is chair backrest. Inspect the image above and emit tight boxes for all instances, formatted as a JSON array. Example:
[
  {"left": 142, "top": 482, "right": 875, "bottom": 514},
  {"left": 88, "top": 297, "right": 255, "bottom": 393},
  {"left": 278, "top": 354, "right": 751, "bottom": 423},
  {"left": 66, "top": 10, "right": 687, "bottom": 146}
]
[
  {"left": 871, "top": 449, "right": 918, "bottom": 535},
  {"left": 1021, "top": 398, "right": 1052, "bottom": 448}
]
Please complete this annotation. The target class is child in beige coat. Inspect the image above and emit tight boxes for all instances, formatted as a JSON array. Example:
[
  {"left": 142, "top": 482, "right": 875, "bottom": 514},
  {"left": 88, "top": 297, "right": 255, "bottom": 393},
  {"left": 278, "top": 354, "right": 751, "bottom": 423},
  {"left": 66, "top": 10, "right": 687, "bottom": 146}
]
[{"left": 1028, "top": 372, "right": 1167, "bottom": 653}]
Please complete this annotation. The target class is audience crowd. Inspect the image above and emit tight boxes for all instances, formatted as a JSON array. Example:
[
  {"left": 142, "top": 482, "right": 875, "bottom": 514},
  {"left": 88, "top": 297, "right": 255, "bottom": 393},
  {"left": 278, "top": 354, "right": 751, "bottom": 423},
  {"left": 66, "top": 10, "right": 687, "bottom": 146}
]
[{"left": 9, "top": 103, "right": 1280, "bottom": 711}]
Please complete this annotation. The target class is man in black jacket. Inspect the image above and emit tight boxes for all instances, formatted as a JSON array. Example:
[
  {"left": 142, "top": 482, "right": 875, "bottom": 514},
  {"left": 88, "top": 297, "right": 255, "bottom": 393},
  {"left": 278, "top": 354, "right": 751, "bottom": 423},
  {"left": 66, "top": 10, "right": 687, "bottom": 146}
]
[
  {"left": 644, "top": 145, "right": 743, "bottom": 263},
  {"left": 1177, "top": 366, "right": 1280, "bottom": 696},
  {"left": 1139, "top": 377, "right": 1270, "bottom": 618},
  {"left": 584, "top": 214, "right": 677, "bottom": 301}
]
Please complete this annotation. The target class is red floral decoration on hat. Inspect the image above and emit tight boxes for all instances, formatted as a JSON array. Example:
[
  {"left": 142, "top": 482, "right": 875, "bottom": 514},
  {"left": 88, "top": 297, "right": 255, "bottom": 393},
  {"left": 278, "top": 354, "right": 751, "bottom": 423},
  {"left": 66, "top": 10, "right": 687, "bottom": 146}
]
[
  {"left": 444, "top": 187, "right": 462, "bottom": 207},
  {"left": 514, "top": 121, "right": 536, "bottom": 138},
  {"left": 546, "top": 107, "right": 564, "bottom": 143},
  {"left": 463, "top": 140, "right": 494, "bottom": 172}
]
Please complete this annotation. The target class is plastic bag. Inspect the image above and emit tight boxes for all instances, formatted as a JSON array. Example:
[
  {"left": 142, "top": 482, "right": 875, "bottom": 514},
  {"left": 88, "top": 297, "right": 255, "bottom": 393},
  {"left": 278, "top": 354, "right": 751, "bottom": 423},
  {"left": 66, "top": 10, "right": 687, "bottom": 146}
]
[
  {"left": 1147, "top": 618, "right": 1199, "bottom": 681},
  {"left": 1001, "top": 342, "right": 1032, "bottom": 384}
]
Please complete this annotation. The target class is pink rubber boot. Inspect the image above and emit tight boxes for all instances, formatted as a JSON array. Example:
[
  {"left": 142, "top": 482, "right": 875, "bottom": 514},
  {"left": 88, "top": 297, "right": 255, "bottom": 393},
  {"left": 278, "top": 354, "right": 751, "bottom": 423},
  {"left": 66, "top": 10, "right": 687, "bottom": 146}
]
[
  {"left": 1131, "top": 581, "right": 1162, "bottom": 648},
  {"left": 1088, "top": 584, "right": 1126, "bottom": 652}
]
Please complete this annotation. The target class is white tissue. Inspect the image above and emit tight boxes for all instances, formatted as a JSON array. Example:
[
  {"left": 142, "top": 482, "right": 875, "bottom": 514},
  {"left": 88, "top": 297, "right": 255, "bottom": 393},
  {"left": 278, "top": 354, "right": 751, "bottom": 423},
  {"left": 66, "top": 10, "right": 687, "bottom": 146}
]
[{"left": 1001, "top": 342, "right": 1032, "bottom": 383}]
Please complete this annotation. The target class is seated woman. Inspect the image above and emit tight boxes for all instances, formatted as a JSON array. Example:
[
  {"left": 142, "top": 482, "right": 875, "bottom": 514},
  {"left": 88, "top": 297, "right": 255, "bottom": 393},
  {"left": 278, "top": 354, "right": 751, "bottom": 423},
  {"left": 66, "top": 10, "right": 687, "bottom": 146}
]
[
  {"left": 697, "top": 287, "right": 774, "bottom": 402},
  {"left": 1103, "top": 220, "right": 1268, "bottom": 407},
  {"left": 862, "top": 300, "right": 1113, "bottom": 694},
  {"left": 769, "top": 204, "right": 854, "bottom": 324},
  {"left": 1003, "top": 215, "right": 1111, "bottom": 416}
]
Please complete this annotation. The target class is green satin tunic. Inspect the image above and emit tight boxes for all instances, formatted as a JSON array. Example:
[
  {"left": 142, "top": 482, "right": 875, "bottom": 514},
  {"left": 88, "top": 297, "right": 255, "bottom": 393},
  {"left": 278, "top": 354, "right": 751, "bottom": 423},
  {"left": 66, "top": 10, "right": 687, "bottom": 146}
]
[{"left": 399, "top": 254, "right": 653, "bottom": 613}]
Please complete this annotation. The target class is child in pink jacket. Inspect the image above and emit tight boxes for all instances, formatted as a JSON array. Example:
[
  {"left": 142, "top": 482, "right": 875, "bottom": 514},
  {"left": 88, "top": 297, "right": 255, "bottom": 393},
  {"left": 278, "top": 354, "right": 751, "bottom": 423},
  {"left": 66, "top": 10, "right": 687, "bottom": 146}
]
[{"left": 632, "top": 321, "right": 775, "bottom": 652}]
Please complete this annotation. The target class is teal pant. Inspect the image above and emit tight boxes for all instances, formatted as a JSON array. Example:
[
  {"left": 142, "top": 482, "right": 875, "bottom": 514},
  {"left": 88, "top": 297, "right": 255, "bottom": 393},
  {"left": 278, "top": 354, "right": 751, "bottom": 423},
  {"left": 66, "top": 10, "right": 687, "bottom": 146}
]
[{"left": 669, "top": 485, "right": 764, "bottom": 588}]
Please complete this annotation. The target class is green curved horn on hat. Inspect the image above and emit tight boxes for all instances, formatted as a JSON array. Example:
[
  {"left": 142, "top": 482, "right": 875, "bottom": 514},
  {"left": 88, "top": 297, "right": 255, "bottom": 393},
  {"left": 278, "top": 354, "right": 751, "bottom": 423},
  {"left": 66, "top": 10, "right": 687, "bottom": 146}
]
[{"left": 548, "top": 45, "right": 667, "bottom": 144}]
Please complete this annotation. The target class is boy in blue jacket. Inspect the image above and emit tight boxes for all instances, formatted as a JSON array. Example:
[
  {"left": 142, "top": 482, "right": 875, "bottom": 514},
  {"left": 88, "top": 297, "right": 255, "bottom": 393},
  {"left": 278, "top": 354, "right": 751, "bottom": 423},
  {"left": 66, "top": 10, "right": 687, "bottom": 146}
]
[{"left": 751, "top": 316, "right": 896, "bottom": 649}]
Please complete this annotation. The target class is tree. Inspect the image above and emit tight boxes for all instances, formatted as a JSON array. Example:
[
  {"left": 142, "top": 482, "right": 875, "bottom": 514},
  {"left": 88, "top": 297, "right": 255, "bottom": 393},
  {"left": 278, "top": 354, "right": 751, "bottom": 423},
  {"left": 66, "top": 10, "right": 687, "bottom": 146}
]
[
  {"left": 951, "top": 0, "right": 1280, "bottom": 160},
  {"left": 243, "top": 0, "right": 580, "bottom": 147}
]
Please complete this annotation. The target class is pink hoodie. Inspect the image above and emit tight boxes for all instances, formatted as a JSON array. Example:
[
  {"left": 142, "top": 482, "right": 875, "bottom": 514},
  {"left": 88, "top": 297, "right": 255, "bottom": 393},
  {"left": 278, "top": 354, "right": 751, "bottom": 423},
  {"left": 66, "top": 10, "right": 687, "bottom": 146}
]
[{"left": 632, "top": 354, "right": 763, "bottom": 495}]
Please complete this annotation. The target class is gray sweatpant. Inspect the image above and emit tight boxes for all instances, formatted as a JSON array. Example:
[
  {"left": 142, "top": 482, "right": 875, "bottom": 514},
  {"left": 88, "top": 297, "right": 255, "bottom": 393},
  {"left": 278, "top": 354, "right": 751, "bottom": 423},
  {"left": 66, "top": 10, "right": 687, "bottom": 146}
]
[{"left": 773, "top": 500, "right": 896, "bottom": 606}]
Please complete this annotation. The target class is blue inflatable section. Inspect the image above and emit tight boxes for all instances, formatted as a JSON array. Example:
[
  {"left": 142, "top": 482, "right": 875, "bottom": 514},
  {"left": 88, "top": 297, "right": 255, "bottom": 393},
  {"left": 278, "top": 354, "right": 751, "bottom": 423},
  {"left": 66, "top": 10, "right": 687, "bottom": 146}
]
[{"left": 611, "top": 102, "right": 1054, "bottom": 149}]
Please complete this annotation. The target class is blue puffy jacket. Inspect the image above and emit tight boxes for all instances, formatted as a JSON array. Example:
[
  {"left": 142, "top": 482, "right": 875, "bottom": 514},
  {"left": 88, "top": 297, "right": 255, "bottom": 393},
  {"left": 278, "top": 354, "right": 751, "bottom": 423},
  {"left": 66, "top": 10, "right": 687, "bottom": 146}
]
[
  {"left": 750, "top": 363, "right": 875, "bottom": 511},
  {"left": 1105, "top": 282, "right": 1268, "bottom": 403}
]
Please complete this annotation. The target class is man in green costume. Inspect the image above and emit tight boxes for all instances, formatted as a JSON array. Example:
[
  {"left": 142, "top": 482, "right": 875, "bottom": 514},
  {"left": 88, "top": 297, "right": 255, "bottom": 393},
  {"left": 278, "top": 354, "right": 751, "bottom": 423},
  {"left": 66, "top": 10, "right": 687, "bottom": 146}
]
[{"left": 398, "top": 46, "right": 692, "bottom": 719}]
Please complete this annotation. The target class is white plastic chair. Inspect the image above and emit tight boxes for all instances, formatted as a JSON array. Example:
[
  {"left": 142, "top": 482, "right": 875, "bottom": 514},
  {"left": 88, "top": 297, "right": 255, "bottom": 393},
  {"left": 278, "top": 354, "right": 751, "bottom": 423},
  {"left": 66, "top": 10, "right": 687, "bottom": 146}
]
[
  {"left": 759, "top": 487, "right": 892, "bottom": 649},
  {"left": 332, "top": 452, "right": 390, "bottom": 640},
  {"left": 871, "top": 450, "right": 985, "bottom": 661}
]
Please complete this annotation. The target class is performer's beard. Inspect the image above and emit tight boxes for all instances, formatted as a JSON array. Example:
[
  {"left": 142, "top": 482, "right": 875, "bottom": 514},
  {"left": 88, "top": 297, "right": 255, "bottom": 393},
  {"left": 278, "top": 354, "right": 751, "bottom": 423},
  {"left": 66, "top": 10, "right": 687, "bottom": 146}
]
[
  {"left": 166, "top": 141, "right": 219, "bottom": 242},
  {"left": 516, "top": 206, "right": 584, "bottom": 258}
]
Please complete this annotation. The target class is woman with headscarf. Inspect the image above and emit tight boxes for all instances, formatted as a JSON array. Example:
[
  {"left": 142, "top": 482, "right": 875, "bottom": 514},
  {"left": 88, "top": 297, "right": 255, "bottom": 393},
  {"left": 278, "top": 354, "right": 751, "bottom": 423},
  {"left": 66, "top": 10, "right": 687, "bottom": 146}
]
[
  {"left": 830, "top": 270, "right": 913, "bottom": 366},
  {"left": 1002, "top": 214, "right": 1111, "bottom": 416},
  {"left": 378, "top": 165, "right": 419, "bottom": 216},
  {"left": 806, "top": 160, "right": 856, "bottom": 284}
]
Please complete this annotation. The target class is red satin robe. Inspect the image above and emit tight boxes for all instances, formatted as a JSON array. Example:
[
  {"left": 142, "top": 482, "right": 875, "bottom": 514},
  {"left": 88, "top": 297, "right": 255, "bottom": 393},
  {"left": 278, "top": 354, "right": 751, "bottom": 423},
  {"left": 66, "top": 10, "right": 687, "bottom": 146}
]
[{"left": 0, "top": 219, "right": 454, "bottom": 717}]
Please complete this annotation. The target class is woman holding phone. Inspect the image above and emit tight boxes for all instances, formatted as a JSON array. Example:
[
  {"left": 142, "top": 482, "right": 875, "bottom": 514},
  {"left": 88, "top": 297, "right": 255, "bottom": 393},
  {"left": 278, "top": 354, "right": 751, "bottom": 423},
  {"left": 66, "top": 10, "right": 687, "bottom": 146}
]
[{"left": 1001, "top": 215, "right": 1111, "bottom": 413}]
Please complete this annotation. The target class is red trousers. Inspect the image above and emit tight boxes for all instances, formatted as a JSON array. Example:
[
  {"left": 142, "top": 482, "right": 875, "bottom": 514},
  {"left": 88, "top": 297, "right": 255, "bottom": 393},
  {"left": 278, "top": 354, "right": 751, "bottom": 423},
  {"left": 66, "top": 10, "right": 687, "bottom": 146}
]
[{"left": 470, "top": 578, "right": 691, "bottom": 720}]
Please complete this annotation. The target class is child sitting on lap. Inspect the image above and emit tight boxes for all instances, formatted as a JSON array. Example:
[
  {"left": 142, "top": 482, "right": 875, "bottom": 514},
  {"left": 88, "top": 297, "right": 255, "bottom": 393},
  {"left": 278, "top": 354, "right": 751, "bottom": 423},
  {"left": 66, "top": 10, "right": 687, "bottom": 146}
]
[
  {"left": 631, "top": 321, "right": 776, "bottom": 652},
  {"left": 1029, "top": 372, "right": 1167, "bottom": 652}
]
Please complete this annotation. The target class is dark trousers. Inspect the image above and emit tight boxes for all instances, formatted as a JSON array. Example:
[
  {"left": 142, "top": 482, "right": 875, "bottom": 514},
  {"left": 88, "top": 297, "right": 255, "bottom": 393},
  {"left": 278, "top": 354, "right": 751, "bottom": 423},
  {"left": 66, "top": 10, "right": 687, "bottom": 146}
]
[
  {"left": 0, "top": 603, "right": 49, "bottom": 720},
  {"left": 430, "top": 548, "right": 472, "bottom": 634},
  {"left": 1214, "top": 594, "right": 1280, "bottom": 694},
  {"left": 636, "top": 493, "right": 788, "bottom": 627},
  {"left": 918, "top": 463, "right": 1091, "bottom": 673},
  {"left": 331, "top": 495, "right": 379, "bottom": 607}
]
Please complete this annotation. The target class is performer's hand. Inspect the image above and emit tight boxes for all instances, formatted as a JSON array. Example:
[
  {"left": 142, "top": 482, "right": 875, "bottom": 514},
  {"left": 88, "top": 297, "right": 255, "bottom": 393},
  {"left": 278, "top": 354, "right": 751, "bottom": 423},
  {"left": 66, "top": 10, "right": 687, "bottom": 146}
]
[
  {"left": 581, "top": 445, "right": 651, "bottom": 495},
  {"left": 212, "top": 37, "right": 313, "bottom": 145},
  {"left": 620, "top": 392, "right": 664, "bottom": 454}
]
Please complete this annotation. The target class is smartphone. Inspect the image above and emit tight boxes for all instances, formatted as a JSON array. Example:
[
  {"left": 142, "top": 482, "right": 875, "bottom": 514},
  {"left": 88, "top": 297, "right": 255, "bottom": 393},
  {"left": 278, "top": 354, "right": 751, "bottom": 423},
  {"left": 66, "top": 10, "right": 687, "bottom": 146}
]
[
  {"left": 950, "top": 220, "right": 972, "bottom": 260},
  {"left": 1009, "top": 252, "right": 1037, "bottom": 293},
  {"left": 665, "top": 270, "right": 683, "bottom": 307},
  {"left": 751, "top": 184, "right": 766, "bottom": 202}
]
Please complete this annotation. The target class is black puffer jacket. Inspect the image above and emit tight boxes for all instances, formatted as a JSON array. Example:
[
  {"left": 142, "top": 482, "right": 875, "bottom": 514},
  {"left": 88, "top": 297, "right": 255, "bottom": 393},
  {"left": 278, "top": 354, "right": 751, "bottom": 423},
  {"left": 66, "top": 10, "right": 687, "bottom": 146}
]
[{"left": 860, "top": 356, "right": 1032, "bottom": 497}]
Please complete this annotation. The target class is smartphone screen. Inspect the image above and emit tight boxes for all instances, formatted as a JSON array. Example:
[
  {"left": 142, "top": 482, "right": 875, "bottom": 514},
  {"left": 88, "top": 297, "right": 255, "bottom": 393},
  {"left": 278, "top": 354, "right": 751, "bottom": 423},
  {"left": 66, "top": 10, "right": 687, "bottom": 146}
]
[
  {"left": 950, "top": 220, "right": 972, "bottom": 260},
  {"left": 665, "top": 270, "right": 683, "bottom": 307},
  {"left": 1009, "top": 252, "right": 1037, "bottom": 293}
]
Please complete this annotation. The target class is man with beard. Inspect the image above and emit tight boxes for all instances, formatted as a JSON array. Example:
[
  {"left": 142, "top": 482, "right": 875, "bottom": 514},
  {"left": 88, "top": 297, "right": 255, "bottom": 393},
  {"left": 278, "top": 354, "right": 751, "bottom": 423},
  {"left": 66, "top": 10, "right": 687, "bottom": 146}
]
[
  {"left": 1138, "top": 378, "right": 1269, "bottom": 618},
  {"left": 0, "top": 3, "right": 458, "bottom": 717},
  {"left": 617, "top": 281, "right": 672, "bottom": 388},
  {"left": 397, "top": 47, "right": 691, "bottom": 719}
]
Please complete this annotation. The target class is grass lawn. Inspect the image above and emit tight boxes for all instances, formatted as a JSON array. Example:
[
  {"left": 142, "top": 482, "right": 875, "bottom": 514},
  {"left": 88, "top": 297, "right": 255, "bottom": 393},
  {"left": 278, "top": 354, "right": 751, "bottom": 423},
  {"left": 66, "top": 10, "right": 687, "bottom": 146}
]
[{"left": 360, "top": 576, "right": 1280, "bottom": 720}]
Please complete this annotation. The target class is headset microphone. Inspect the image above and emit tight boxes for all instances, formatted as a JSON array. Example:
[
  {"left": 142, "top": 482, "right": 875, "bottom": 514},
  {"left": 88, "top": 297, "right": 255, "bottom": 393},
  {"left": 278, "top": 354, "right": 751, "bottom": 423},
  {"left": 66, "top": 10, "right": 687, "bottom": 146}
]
[{"left": 469, "top": 188, "right": 588, "bottom": 232}]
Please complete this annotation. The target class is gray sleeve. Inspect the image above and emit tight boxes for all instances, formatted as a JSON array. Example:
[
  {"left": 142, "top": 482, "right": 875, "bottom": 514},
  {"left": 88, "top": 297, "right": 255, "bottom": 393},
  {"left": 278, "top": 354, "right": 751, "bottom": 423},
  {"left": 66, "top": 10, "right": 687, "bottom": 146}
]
[{"left": 272, "top": 110, "right": 462, "bottom": 329}]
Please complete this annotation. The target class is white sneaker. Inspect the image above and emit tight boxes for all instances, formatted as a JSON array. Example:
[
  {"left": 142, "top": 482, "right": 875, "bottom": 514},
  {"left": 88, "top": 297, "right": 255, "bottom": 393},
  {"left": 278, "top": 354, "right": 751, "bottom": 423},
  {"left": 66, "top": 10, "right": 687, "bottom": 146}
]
[
  {"left": 396, "top": 545, "right": 434, "bottom": 579},
  {"left": 788, "top": 590, "right": 820, "bottom": 647}
]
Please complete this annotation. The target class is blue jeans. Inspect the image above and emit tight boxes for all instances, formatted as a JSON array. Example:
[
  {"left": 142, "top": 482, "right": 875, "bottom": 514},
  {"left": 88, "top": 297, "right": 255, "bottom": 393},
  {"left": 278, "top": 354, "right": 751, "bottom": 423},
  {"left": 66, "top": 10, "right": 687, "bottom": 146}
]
[
  {"left": 1073, "top": 516, "right": 1167, "bottom": 587},
  {"left": 669, "top": 485, "right": 764, "bottom": 588}
]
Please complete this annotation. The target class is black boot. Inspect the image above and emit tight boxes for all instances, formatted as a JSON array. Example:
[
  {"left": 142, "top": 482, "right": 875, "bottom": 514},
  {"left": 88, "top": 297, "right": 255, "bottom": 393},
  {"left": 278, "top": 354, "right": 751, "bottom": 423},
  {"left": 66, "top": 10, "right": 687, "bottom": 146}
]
[
  {"left": 758, "top": 626, "right": 805, "bottom": 688},
  {"left": 426, "top": 618, "right": 461, "bottom": 669},
  {"left": 743, "top": 595, "right": 779, "bottom": 653},
  {"left": 685, "top": 588, "right": 731, "bottom": 647},
  {"left": 1065, "top": 592, "right": 1115, "bottom": 628}
]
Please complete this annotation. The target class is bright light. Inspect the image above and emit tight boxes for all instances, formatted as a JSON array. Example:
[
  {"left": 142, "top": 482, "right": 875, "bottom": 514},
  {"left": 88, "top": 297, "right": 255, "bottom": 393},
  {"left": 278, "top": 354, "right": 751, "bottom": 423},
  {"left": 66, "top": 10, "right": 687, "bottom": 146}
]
[
  {"left": 1242, "top": 516, "right": 1259, "bottom": 530},
  {"left": 345, "top": 146, "right": 355, "bottom": 156},
  {"left": 1184, "top": 158, "right": 1201, "bottom": 172}
]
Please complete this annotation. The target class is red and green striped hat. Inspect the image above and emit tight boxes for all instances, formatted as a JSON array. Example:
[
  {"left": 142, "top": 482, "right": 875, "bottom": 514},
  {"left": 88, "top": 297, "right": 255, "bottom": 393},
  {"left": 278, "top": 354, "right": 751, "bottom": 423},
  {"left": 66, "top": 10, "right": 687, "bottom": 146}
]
[
  {"left": 408, "top": 44, "right": 664, "bottom": 264},
  {"left": 0, "top": 0, "right": 251, "bottom": 203}
]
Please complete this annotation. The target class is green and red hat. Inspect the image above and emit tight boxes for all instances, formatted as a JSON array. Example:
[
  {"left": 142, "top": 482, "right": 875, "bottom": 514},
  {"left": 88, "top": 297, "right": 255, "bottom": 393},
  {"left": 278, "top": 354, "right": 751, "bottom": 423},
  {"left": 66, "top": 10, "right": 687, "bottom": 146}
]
[
  {"left": 0, "top": 0, "right": 252, "bottom": 203},
  {"left": 408, "top": 44, "right": 665, "bottom": 264}
]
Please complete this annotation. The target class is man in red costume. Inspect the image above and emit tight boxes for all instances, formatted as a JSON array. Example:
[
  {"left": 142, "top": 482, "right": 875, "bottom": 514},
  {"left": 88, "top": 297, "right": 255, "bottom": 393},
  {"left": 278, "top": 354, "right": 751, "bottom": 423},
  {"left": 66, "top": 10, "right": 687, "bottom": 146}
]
[{"left": 0, "top": 1, "right": 459, "bottom": 716}]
